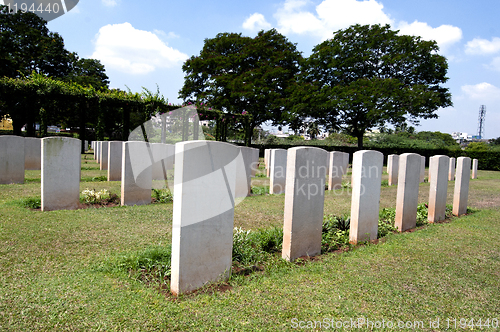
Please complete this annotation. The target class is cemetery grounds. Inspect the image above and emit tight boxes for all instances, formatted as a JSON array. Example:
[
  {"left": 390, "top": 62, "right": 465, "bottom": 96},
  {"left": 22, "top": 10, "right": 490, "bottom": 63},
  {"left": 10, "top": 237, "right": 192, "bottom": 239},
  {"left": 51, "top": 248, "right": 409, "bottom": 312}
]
[{"left": 1, "top": 152, "right": 500, "bottom": 331}]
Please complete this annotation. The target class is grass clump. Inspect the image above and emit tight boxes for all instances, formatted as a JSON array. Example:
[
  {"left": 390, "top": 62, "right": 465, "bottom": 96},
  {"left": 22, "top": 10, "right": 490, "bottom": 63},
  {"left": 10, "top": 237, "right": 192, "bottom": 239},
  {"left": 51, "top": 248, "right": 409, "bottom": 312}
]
[
  {"left": 251, "top": 185, "right": 269, "bottom": 195},
  {"left": 322, "top": 215, "right": 350, "bottom": 253},
  {"left": 152, "top": 188, "right": 173, "bottom": 203},
  {"left": 101, "top": 245, "right": 172, "bottom": 288},
  {"left": 232, "top": 227, "right": 283, "bottom": 266},
  {"left": 20, "top": 196, "right": 41, "bottom": 209}
]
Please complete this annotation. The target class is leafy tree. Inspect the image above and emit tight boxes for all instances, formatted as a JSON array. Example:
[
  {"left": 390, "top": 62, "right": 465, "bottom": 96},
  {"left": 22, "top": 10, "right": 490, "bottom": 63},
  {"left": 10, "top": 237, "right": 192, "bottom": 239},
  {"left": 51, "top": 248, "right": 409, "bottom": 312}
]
[
  {"left": 66, "top": 53, "right": 109, "bottom": 90},
  {"left": 465, "top": 142, "right": 489, "bottom": 152},
  {"left": 297, "top": 24, "right": 452, "bottom": 148},
  {"left": 489, "top": 137, "right": 500, "bottom": 146},
  {"left": 180, "top": 29, "right": 302, "bottom": 145},
  {"left": 0, "top": 5, "right": 72, "bottom": 78}
]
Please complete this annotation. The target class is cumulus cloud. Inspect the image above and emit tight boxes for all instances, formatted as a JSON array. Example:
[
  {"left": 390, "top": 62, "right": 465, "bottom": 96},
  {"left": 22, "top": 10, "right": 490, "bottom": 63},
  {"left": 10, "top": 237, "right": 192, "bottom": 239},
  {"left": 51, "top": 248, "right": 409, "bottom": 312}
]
[
  {"left": 396, "top": 21, "right": 462, "bottom": 53},
  {"left": 245, "top": 0, "right": 462, "bottom": 53},
  {"left": 102, "top": 0, "right": 117, "bottom": 7},
  {"left": 461, "top": 82, "right": 500, "bottom": 101},
  {"left": 91, "top": 23, "right": 188, "bottom": 75},
  {"left": 273, "top": 0, "right": 393, "bottom": 40},
  {"left": 242, "top": 13, "right": 272, "bottom": 31},
  {"left": 465, "top": 37, "right": 500, "bottom": 55}
]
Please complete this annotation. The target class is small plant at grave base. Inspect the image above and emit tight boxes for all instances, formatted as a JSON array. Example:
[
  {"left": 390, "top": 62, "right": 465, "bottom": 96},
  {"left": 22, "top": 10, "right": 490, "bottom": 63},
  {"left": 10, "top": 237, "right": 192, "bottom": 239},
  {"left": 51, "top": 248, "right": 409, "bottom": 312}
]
[
  {"left": 232, "top": 227, "right": 283, "bottom": 267},
  {"left": 81, "top": 188, "right": 110, "bottom": 204},
  {"left": 152, "top": 188, "right": 173, "bottom": 203},
  {"left": 251, "top": 186, "right": 269, "bottom": 195},
  {"left": 321, "top": 215, "right": 351, "bottom": 253},
  {"left": 416, "top": 203, "right": 429, "bottom": 226},
  {"left": 380, "top": 179, "right": 389, "bottom": 187},
  {"left": 99, "top": 245, "right": 172, "bottom": 289},
  {"left": 20, "top": 197, "right": 41, "bottom": 209},
  {"left": 254, "top": 172, "right": 267, "bottom": 178}
]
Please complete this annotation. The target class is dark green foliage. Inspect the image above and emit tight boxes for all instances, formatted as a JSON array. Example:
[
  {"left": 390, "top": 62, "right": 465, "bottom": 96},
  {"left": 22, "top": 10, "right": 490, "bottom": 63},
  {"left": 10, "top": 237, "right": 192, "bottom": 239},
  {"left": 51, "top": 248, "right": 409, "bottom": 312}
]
[
  {"left": 152, "top": 188, "right": 173, "bottom": 203},
  {"left": 232, "top": 227, "right": 283, "bottom": 265},
  {"left": 20, "top": 196, "right": 41, "bottom": 209},
  {"left": 180, "top": 29, "right": 302, "bottom": 145},
  {"left": 251, "top": 186, "right": 269, "bottom": 195},
  {"left": 295, "top": 24, "right": 452, "bottom": 148}
]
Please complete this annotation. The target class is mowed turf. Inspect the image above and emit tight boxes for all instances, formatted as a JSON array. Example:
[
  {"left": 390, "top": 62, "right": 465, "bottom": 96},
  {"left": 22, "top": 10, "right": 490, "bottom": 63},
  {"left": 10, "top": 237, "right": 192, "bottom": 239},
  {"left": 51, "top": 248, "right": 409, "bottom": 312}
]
[{"left": 0, "top": 153, "right": 499, "bottom": 330}]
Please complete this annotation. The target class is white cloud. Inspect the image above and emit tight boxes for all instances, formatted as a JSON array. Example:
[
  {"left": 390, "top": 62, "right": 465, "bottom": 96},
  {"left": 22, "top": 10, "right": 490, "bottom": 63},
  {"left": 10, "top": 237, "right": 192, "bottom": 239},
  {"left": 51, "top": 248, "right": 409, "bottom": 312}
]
[
  {"left": 102, "top": 0, "right": 117, "bottom": 7},
  {"left": 396, "top": 21, "right": 462, "bottom": 53},
  {"left": 461, "top": 82, "right": 500, "bottom": 101},
  {"left": 487, "top": 57, "right": 500, "bottom": 71},
  {"left": 242, "top": 13, "right": 272, "bottom": 31},
  {"left": 273, "top": 0, "right": 393, "bottom": 40},
  {"left": 91, "top": 23, "right": 188, "bottom": 75},
  {"left": 465, "top": 37, "right": 500, "bottom": 55}
]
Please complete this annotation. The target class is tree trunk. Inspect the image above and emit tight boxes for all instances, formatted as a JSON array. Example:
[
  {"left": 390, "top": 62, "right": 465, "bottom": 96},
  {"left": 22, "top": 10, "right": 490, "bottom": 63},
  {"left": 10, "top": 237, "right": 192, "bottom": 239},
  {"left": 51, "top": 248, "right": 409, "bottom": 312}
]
[{"left": 357, "top": 133, "right": 364, "bottom": 149}]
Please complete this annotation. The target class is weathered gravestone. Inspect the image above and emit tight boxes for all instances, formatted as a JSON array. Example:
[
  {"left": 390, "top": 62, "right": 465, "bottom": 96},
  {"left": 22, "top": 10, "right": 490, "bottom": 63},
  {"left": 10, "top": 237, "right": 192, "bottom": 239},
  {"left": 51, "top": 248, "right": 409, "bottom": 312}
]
[
  {"left": 235, "top": 146, "right": 259, "bottom": 198},
  {"left": 41, "top": 137, "right": 80, "bottom": 211},
  {"left": 282, "top": 147, "right": 328, "bottom": 261},
  {"left": 107, "top": 141, "right": 123, "bottom": 181},
  {"left": 428, "top": 155, "right": 450, "bottom": 223},
  {"left": 100, "top": 141, "right": 109, "bottom": 171},
  {"left": 448, "top": 157, "right": 456, "bottom": 181},
  {"left": 420, "top": 156, "right": 425, "bottom": 183},
  {"left": 328, "top": 151, "right": 348, "bottom": 190},
  {"left": 121, "top": 142, "right": 152, "bottom": 206},
  {"left": 472, "top": 159, "right": 478, "bottom": 179},
  {"left": 395, "top": 153, "right": 421, "bottom": 232},
  {"left": 349, "top": 150, "right": 383, "bottom": 244},
  {"left": 151, "top": 143, "right": 174, "bottom": 183},
  {"left": 0, "top": 135, "right": 25, "bottom": 184},
  {"left": 453, "top": 157, "right": 471, "bottom": 216},
  {"left": 24, "top": 137, "right": 41, "bottom": 170},
  {"left": 269, "top": 149, "right": 287, "bottom": 195},
  {"left": 265, "top": 149, "right": 271, "bottom": 177},
  {"left": 387, "top": 154, "right": 399, "bottom": 186},
  {"left": 170, "top": 141, "right": 239, "bottom": 295}
]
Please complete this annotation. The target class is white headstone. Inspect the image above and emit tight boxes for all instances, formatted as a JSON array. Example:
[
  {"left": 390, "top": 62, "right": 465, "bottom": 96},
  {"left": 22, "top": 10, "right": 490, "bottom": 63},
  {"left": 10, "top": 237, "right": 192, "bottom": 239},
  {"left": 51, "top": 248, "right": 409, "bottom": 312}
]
[
  {"left": 96, "top": 141, "right": 101, "bottom": 163},
  {"left": 99, "top": 141, "right": 109, "bottom": 170},
  {"left": 265, "top": 149, "right": 271, "bottom": 177},
  {"left": 387, "top": 154, "right": 399, "bottom": 186},
  {"left": 170, "top": 141, "right": 239, "bottom": 295},
  {"left": 448, "top": 157, "right": 455, "bottom": 181},
  {"left": 235, "top": 146, "right": 258, "bottom": 198},
  {"left": 250, "top": 147, "right": 260, "bottom": 177},
  {"left": 151, "top": 143, "right": 174, "bottom": 183},
  {"left": 428, "top": 155, "right": 450, "bottom": 223},
  {"left": 349, "top": 150, "right": 383, "bottom": 244},
  {"left": 121, "top": 142, "right": 152, "bottom": 206},
  {"left": 420, "top": 156, "right": 425, "bottom": 183},
  {"left": 41, "top": 137, "right": 81, "bottom": 211},
  {"left": 107, "top": 141, "right": 123, "bottom": 181},
  {"left": 269, "top": 149, "right": 287, "bottom": 194},
  {"left": 282, "top": 147, "right": 328, "bottom": 261},
  {"left": 24, "top": 137, "right": 41, "bottom": 170},
  {"left": 0, "top": 135, "right": 25, "bottom": 184},
  {"left": 472, "top": 158, "right": 478, "bottom": 179},
  {"left": 328, "top": 151, "right": 348, "bottom": 190},
  {"left": 395, "top": 153, "right": 422, "bottom": 232},
  {"left": 453, "top": 157, "right": 471, "bottom": 216}
]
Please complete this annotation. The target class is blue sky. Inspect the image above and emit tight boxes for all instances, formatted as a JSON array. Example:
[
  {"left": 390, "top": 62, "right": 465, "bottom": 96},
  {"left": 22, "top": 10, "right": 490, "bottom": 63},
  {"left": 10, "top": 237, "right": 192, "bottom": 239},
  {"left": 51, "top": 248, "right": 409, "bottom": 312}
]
[{"left": 37, "top": 0, "right": 500, "bottom": 138}]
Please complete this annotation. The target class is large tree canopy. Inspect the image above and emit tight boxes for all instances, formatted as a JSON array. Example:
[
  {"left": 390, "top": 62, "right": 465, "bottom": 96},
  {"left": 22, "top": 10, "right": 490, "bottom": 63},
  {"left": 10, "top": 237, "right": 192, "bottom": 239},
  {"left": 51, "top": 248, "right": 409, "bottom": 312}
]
[
  {"left": 179, "top": 29, "right": 302, "bottom": 145},
  {"left": 295, "top": 24, "right": 452, "bottom": 147}
]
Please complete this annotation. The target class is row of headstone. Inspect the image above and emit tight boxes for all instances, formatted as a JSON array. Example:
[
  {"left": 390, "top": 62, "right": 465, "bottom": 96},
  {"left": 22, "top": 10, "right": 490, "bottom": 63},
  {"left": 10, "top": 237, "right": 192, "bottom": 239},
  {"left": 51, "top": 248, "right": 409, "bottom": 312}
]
[
  {"left": 387, "top": 155, "right": 479, "bottom": 185},
  {"left": 170, "top": 144, "right": 475, "bottom": 295},
  {"left": 265, "top": 148, "right": 350, "bottom": 194}
]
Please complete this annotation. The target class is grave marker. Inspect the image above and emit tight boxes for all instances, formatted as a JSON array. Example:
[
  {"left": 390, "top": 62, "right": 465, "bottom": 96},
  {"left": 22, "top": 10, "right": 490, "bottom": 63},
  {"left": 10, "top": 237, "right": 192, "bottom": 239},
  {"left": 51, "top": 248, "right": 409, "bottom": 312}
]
[{"left": 395, "top": 153, "right": 422, "bottom": 232}]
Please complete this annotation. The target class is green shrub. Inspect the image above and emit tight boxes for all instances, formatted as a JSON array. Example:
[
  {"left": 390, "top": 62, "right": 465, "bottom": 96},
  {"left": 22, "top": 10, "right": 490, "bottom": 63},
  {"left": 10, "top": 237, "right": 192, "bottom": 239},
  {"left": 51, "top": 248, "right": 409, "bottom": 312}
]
[
  {"left": 20, "top": 197, "right": 41, "bottom": 209},
  {"left": 152, "top": 188, "right": 173, "bottom": 203},
  {"left": 251, "top": 186, "right": 269, "bottom": 195}
]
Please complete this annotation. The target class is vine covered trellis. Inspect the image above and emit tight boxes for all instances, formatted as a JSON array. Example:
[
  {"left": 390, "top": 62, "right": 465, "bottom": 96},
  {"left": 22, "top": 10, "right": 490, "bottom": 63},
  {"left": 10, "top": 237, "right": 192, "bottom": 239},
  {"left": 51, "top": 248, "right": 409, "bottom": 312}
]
[{"left": 0, "top": 73, "right": 254, "bottom": 153}]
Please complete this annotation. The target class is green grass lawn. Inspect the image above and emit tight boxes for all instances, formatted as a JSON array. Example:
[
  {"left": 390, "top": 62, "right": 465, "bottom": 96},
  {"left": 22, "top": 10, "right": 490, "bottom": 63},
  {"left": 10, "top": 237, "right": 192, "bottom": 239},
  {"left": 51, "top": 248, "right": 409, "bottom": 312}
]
[{"left": 1, "top": 153, "right": 499, "bottom": 330}]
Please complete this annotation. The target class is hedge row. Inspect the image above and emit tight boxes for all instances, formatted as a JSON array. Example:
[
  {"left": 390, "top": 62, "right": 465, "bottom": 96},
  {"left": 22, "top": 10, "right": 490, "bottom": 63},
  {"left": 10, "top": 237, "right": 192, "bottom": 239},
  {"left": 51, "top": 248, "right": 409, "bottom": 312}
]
[{"left": 251, "top": 144, "right": 500, "bottom": 171}]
